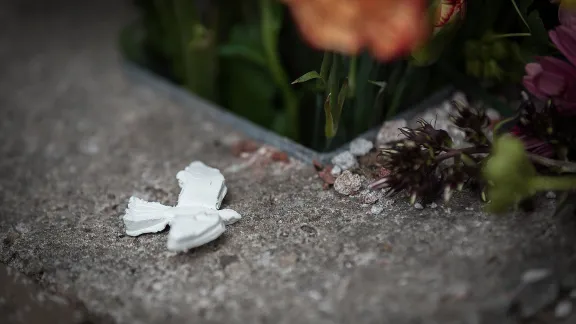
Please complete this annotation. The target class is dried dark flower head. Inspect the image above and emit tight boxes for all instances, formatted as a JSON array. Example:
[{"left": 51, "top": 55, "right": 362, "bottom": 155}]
[
  {"left": 512, "top": 98, "right": 576, "bottom": 158},
  {"left": 399, "top": 119, "right": 453, "bottom": 151},
  {"left": 449, "top": 100, "right": 490, "bottom": 146},
  {"left": 371, "top": 101, "right": 493, "bottom": 204},
  {"left": 370, "top": 139, "right": 441, "bottom": 203},
  {"left": 440, "top": 154, "right": 483, "bottom": 201}
]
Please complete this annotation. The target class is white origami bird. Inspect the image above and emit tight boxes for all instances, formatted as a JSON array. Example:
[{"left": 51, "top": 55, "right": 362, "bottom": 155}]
[{"left": 122, "top": 161, "right": 241, "bottom": 251}]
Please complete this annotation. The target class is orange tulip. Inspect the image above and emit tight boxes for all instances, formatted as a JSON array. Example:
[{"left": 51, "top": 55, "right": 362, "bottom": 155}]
[{"left": 281, "top": 0, "right": 430, "bottom": 62}]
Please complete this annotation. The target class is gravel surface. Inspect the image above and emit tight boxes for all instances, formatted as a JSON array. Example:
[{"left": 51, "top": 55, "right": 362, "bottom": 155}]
[{"left": 1, "top": 1, "right": 576, "bottom": 323}]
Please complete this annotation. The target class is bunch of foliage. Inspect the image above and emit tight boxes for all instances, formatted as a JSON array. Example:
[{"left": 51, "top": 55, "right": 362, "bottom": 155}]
[
  {"left": 369, "top": 3, "right": 576, "bottom": 214},
  {"left": 121, "top": 0, "right": 561, "bottom": 151}
]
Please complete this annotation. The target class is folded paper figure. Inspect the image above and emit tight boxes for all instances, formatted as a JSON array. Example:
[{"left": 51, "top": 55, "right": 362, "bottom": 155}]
[
  {"left": 122, "top": 161, "right": 241, "bottom": 252},
  {"left": 176, "top": 161, "right": 228, "bottom": 210}
]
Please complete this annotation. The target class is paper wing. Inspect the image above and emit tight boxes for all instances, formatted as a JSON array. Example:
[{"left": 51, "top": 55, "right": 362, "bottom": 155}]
[{"left": 175, "top": 161, "right": 228, "bottom": 210}]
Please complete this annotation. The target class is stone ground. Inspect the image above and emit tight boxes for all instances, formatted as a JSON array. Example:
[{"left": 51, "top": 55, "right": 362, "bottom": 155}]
[{"left": 1, "top": 0, "right": 576, "bottom": 323}]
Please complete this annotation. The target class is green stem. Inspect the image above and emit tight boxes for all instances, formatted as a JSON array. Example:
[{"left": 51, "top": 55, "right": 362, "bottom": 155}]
[
  {"left": 488, "top": 33, "right": 531, "bottom": 40},
  {"left": 509, "top": 0, "right": 531, "bottom": 32},
  {"left": 260, "top": 0, "right": 299, "bottom": 140},
  {"left": 527, "top": 153, "right": 576, "bottom": 173},
  {"left": 173, "top": 0, "right": 192, "bottom": 89},
  {"left": 348, "top": 56, "right": 357, "bottom": 97},
  {"left": 328, "top": 53, "right": 339, "bottom": 117},
  {"left": 530, "top": 175, "right": 576, "bottom": 192},
  {"left": 435, "top": 146, "right": 491, "bottom": 163},
  {"left": 320, "top": 51, "right": 333, "bottom": 83},
  {"left": 385, "top": 63, "right": 415, "bottom": 120}
]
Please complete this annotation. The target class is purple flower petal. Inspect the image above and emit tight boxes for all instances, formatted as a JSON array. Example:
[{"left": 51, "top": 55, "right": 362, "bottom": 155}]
[
  {"left": 554, "top": 98, "right": 576, "bottom": 115},
  {"left": 523, "top": 76, "right": 548, "bottom": 99},
  {"left": 550, "top": 26, "right": 576, "bottom": 67},
  {"left": 523, "top": 75, "right": 547, "bottom": 99},
  {"left": 537, "top": 56, "right": 576, "bottom": 81},
  {"left": 559, "top": 7, "right": 576, "bottom": 29},
  {"left": 525, "top": 62, "right": 543, "bottom": 76},
  {"left": 536, "top": 71, "right": 566, "bottom": 96}
]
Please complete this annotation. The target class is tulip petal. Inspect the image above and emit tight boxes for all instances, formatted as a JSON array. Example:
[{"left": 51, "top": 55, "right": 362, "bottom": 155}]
[
  {"left": 282, "top": 0, "right": 429, "bottom": 61},
  {"left": 282, "top": 0, "right": 362, "bottom": 55},
  {"left": 364, "top": 0, "right": 429, "bottom": 61}
]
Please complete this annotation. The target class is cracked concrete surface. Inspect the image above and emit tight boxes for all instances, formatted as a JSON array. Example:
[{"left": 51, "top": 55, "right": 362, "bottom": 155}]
[{"left": 1, "top": 0, "right": 576, "bottom": 323}]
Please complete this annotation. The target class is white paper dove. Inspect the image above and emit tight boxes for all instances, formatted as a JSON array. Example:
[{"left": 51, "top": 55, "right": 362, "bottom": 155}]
[{"left": 122, "top": 161, "right": 241, "bottom": 252}]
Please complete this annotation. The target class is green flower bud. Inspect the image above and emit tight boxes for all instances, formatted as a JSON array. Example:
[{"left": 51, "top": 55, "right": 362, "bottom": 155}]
[
  {"left": 484, "top": 60, "right": 504, "bottom": 80},
  {"left": 464, "top": 41, "right": 480, "bottom": 59},
  {"left": 466, "top": 59, "right": 482, "bottom": 78},
  {"left": 481, "top": 44, "right": 492, "bottom": 61},
  {"left": 491, "top": 40, "right": 508, "bottom": 60},
  {"left": 482, "top": 135, "right": 537, "bottom": 213}
]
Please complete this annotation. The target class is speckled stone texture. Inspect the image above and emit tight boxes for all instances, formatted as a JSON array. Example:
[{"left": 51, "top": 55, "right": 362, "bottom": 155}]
[{"left": 1, "top": 1, "right": 576, "bottom": 324}]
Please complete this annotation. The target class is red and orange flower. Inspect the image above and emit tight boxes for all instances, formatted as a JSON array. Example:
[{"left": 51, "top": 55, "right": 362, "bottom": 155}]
[
  {"left": 434, "top": 0, "right": 465, "bottom": 32},
  {"left": 281, "top": 0, "right": 430, "bottom": 61}
]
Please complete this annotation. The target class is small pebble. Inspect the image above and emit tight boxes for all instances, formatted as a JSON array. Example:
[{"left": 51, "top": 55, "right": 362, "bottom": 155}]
[
  {"left": 334, "top": 171, "right": 363, "bottom": 196},
  {"left": 349, "top": 138, "right": 374, "bottom": 156},
  {"left": 330, "top": 165, "right": 342, "bottom": 177},
  {"left": 331, "top": 151, "right": 358, "bottom": 171},
  {"left": 428, "top": 202, "right": 438, "bottom": 209},
  {"left": 371, "top": 204, "right": 384, "bottom": 215},
  {"left": 546, "top": 191, "right": 557, "bottom": 199},
  {"left": 414, "top": 203, "right": 424, "bottom": 210},
  {"left": 555, "top": 300, "right": 572, "bottom": 319},
  {"left": 361, "top": 190, "right": 380, "bottom": 205},
  {"left": 522, "top": 268, "right": 552, "bottom": 284}
]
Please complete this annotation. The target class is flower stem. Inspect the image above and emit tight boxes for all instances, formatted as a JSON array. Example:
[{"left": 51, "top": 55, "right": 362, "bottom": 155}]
[
  {"left": 260, "top": 0, "right": 299, "bottom": 140},
  {"left": 435, "top": 146, "right": 491, "bottom": 163},
  {"left": 527, "top": 153, "right": 576, "bottom": 173},
  {"left": 328, "top": 52, "right": 339, "bottom": 118},
  {"left": 510, "top": 0, "right": 531, "bottom": 32},
  {"left": 348, "top": 56, "right": 357, "bottom": 97},
  {"left": 487, "top": 33, "right": 531, "bottom": 40},
  {"left": 320, "top": 51, "right": 333, "bottom": 84},
  {"left": 530, "top": 175, "right": 576, "bottom": 192},
  {"left": 385, "top": 63, "right": 415, "bottom": 120}
]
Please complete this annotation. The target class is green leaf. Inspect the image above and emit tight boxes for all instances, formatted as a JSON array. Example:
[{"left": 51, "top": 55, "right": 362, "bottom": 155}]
[
  {"left": 291, "top": 71, "right": 323, "bottom": 84},
  {"left": 333, "top": 79, "right": 349, "bottom": 133},
  {"left": 219, "top": 44, "right": 267, "bottom": 67},
  {"left": 219, "top": 24, "right": 266, "bottom": 67},
  {"left": 319, "top": 51, "right": 333, "bottom": 82},
  {"left": 324, "top": 94, "right": 335, "bottom": 138},
  {"left": 525, "top": 11, "right": 550, "bottom": 51}
]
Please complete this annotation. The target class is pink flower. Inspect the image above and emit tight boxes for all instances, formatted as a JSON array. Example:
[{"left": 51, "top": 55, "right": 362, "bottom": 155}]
[
  {"left": 523, "top": 57, "right": 576, "bottom": 114},
  {"left": 522, "top": 15, "right": 576, "bottom": 114}
]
